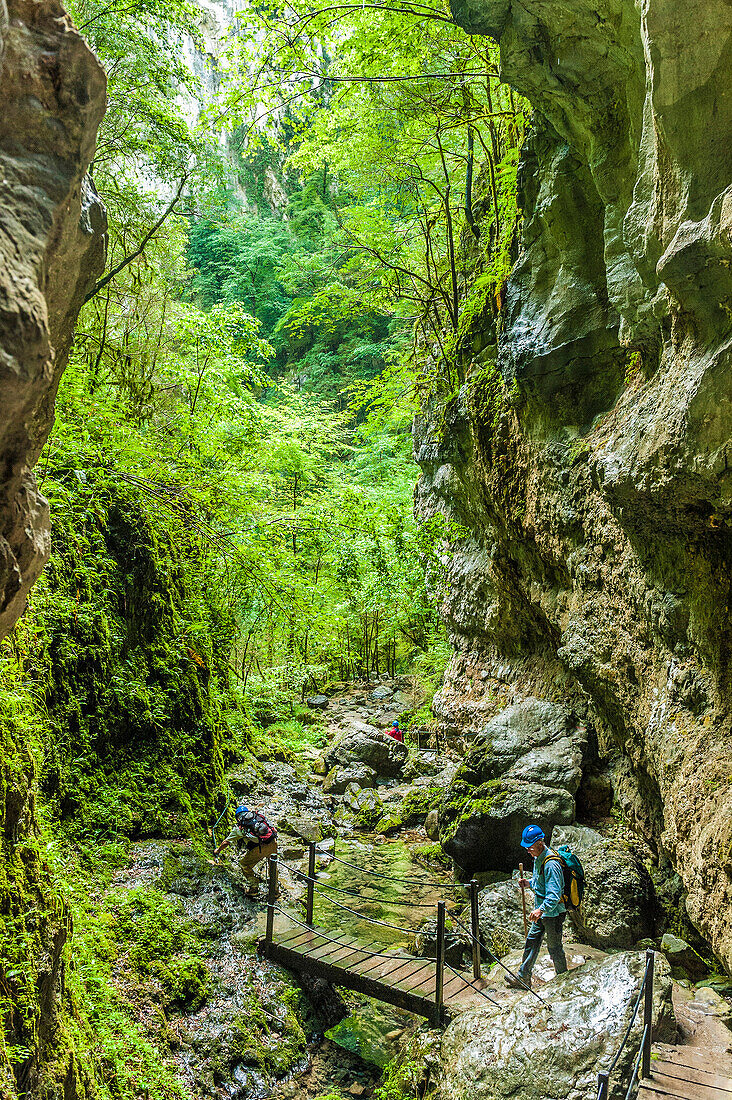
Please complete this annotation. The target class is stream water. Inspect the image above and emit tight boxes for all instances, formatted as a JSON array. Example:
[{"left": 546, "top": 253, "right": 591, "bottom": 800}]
[{"left": 298, "top": 835, "right": 458, "bottom": 949}]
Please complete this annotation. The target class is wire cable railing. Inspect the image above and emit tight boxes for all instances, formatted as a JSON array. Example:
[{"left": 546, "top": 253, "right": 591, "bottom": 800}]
[
  {"left": 285, "top": 864, "right": 445, "bottom": 909},
  {"left": 596, "top": 950, "right": 655, "bottom": 1100},
  {"left": 327, "top": 851, "right": 465, "bottom": 889}
]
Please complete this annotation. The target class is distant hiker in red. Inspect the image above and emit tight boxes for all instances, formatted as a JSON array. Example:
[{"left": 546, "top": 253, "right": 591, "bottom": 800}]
[{"left": 386, "top": 719, "right": 404, "bottom": 743}]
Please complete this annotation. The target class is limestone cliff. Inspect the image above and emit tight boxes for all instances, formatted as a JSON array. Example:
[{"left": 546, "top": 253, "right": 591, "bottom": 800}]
[
  {"left": 0, "top": 2, "right": 105, "bottom": 1095},
  {"left": 415, "top": 0, "right": 732, "bottom": 967},
  {"left": 0, "top": 0, "right": 106, "bottom": 641}
]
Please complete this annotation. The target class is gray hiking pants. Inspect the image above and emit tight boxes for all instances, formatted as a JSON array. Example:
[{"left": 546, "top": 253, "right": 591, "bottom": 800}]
[{"left": 517, "top": 913, "right": 567, "bottom": 980}]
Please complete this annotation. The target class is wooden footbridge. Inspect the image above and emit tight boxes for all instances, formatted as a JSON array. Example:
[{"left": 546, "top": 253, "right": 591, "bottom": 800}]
[
  {"left": 257, "top": 846, "right": 506, "bottom": 1025},
  {"left": 258, "top": 848, "right": 732, "bottom": 1100}
]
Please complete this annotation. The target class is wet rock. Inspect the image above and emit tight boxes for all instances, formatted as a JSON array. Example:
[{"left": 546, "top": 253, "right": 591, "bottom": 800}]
[
  {"left": 425, "top": 810, "right": 440, "bottom": 841},
  {"left": 278, "top": 815, "right": 324, "bottom": 845},
  {"left": 307, "top": 695, "right": 330, "bottom": 710},
  {"left": 323, "top": 765, "right": 378, "bottom": 794},
  {"left": 475, "top": 878, "right": 528, "bottom": 957},
  {"left": 412, "top": 919, "right": 471, "bottom": 969},
  {"left": 375, "top": 813, "right": 402, "bottom": 835},
  {"left": 437, "top": 952, "right": 675, "bottom": 1100},
  {"left": 343, "top": 786, "right": 383, "bottom": 829},
  {"left": 571, "top": 841, "right": 655, "bottom": 950},
  {"left": 298, "top": 973, "right": 348, "bottom": 1027},
  {"left": 660, "top": 933, "right": 709, "bottom": 981},
  {"left": 326, "top": 723, "right": 408, "bottom": 778}
]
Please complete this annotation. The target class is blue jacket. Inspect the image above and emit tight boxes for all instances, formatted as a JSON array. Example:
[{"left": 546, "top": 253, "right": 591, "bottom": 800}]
[{"left": 531, "top": 846, "right": 566, "bottom": 918}]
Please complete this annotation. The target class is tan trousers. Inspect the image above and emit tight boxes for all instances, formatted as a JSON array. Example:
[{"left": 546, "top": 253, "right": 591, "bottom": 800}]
[{"left": 238, "top": 837, "right": 278, "bottom": 881}]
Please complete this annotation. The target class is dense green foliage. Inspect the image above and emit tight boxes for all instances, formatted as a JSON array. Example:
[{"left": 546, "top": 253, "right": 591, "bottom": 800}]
[{"left": 0, "top": 0, "right": 528, "bottom": 1093}]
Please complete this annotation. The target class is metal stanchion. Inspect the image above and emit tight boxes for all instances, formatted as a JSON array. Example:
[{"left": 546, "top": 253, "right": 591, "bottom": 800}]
[{"left": 434, "top": 900, "right": 446, "bottom": 1025}]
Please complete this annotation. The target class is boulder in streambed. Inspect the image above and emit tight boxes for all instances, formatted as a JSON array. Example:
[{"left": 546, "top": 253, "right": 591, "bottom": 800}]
[
  {"left": 660, "top": 933, "right": 709, "bottom": 981},
  {"left": 323, "top": 764, "right": 377, "bottom": 794},
  {"left": 437, "top": 951, "right": 675, "bottom": 1100},
  {"left": 438, "top": 699, "right": 585, "bottom": 875},
  {"left": 306, "top": 695, "right": 330, "bottom": 710},
  {"left": 413, "top": 918, "right": 472, "bottom": 968},
  {"left": 571, "top": 840, "right": 656, "bottom": 950},
  {"left": 440, "top": 777, "right": 574, "bottom": 875},
  {"left": 325, "top": 720, "right": 408, "bottom": 777},
  {"left": 474, "top": 878, "right": 529, "bottom": 957}
]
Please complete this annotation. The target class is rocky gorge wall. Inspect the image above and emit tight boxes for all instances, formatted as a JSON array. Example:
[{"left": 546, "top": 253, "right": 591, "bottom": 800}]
[
  {"left": 415, "top": 0, "right": 732, "bottom": 967},
  {"left": 0, "top": 2, "right": 106, "bottom": 1095},
  {"left": 0, "top": 0, "right": 106, "bottom": 642}
]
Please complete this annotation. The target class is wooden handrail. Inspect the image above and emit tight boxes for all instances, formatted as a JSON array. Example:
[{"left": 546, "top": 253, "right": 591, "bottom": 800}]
[
  {"left": 306, "top": 843, "right": 316, "bottom": 926},
  {"left": 435, "top": 900, "right": 446, "bottom": 1026},
  {"left": 470, "top": 879, "right": 481, "bottom": 980}
]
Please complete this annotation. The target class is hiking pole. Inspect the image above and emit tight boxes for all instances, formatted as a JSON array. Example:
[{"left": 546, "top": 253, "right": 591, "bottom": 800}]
[{"left": 519, "top": 863, "right": 528, "bottom": 936}]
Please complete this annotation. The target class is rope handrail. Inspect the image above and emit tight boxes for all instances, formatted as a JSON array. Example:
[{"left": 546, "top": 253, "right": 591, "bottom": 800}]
[
  {"left": 328, "top": 851, "right": 464, "bottom": 889},
  {"left": 449, "top": 912, "right": 549, "bottom": 1007},
  {"left": 284, "top": 863, "right": 454, "bottom": 909},
  {"left": 623, "top": 1024, "right": 649, "bottom": 1100},
  {"left": 607, "top": 954, "right": 650, "bottom": 1074}
]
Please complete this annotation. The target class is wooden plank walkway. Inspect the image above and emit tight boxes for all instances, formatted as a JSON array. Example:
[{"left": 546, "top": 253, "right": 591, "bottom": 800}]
[
  {"left": 258, "top": 920, "right": 491, "bottom": 1023},
  {"left": 639, "top": 1046, "right": 732, "bottom": 1100}
]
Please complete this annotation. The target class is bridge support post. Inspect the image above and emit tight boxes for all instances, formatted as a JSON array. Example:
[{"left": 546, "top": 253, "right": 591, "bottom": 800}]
[
  {"left": 306, "top": 843, "right": 316, "bottom": 926},
  {"left": 266, "top": 855, "right": 278, "bottom": 944},
  {"left": 470, "top": 879, "right": 481, "bottom": 980},
  {"left": 434, "top": 900, "right": 446, "bottom": 1026},
  {"left": 642, "top": 949, "right": 654, "bottom": 1078},
  {"left": 597, "top": 1071, "right": 609, "bottom": 1100}
]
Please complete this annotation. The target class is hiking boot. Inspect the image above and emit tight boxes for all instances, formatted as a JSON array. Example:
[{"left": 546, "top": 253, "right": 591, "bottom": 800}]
[{"left": 504, "top": 974, "right": 530, "bottom": 990}]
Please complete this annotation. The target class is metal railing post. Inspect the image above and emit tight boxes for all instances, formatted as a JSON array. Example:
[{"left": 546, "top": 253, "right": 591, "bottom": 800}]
[
  {"left": 470, "top": 879, "right": 481, "bottom": 979},
  {"left": 306, "top": 842, "right": 316, "bottom": 926},
  {"left": 434, "top": 900, "right": 446, "bottom": 1025},
  {"left": 597, "top": 1071, "right": 609, "bottom": 1100},
  {"left": 642, "top": 949, "right": 654, "bottom": 1078},
  {"left": 266, "top": 855, "right": 278, "bottom": 944}
]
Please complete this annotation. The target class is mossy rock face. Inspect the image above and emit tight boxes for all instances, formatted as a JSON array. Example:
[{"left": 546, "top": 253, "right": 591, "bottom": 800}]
[
  {"left": 399, "top": 785, "right": 441, "bottom": 825},
  {"left": 439, "top": 776, "right": 574, "bottom": 876}
]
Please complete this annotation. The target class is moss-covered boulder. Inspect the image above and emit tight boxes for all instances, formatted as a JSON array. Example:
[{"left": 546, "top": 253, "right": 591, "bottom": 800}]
[
  {"left": 438, "top": 699, "right": 584, "bottom": 875},
  {"left": 439, "top": 776, "right": 574, "bottom": 876}
]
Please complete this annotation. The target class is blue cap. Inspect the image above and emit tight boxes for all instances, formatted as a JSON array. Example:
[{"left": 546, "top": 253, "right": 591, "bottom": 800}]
[
  {"left": 392, "top": 720, "right": 399, "bottom": 727},
  {"left": 235, "top": 805, "right": 249, "bottom": 819},
  {"left": 521, "top": 825, "right": 545, "bottom": 848}
]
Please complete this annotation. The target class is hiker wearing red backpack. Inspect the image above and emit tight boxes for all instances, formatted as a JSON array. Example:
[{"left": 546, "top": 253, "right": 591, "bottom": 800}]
[
  {"left": 214, "top": 805, "right": 278, "bottom": 897},
  {"left": 505, "top": 824, "right": 568, "bottom": 989}
]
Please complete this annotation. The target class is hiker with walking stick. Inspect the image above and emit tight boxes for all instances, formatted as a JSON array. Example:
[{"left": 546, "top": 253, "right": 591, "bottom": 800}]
[{"left": 505, "top": 824, "right": 568, "bottom": 990}]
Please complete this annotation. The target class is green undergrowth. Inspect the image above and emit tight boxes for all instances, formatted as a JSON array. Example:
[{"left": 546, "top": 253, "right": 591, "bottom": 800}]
[{"left": 252, "top": 718, "right": 328, "bottom": 765}]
